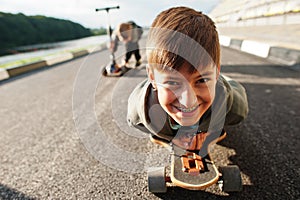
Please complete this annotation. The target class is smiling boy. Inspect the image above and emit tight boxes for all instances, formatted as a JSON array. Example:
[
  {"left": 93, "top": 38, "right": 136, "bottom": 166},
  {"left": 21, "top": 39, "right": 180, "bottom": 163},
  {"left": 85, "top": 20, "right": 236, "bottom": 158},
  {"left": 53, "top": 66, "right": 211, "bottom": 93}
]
[{"left": 127, "top": 7, "right": 248, "bottom": 151}]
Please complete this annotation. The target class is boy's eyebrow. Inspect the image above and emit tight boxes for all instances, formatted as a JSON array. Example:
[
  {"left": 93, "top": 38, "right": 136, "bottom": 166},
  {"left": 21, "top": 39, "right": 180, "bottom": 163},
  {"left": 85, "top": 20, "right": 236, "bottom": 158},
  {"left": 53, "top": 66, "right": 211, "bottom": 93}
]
[
  {"left": 162, "top": 75, "right": 181, "bottom": 81},
  {"left": 165, "top": 71, "right": 214, "bottom": 78},
  {"left": 194, "top": 71, "right": 214, "bottom": 77}
]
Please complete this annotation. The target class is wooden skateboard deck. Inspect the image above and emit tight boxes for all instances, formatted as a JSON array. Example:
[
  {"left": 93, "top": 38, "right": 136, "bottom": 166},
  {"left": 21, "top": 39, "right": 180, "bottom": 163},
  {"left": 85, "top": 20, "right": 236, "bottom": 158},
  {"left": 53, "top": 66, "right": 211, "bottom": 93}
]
[{"left": 170, "top": 145, "right": 219, "bottom": 190}]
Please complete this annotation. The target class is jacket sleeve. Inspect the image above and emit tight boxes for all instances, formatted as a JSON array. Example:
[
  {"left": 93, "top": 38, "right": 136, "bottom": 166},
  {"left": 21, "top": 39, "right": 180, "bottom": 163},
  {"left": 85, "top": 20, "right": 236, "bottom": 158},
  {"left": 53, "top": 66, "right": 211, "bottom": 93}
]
[
  {"left": 127, "top": 79, "right": 150, "bottom": 133},
  {"left": 222, "top": 75, "right": 249, "bottom": 125}
]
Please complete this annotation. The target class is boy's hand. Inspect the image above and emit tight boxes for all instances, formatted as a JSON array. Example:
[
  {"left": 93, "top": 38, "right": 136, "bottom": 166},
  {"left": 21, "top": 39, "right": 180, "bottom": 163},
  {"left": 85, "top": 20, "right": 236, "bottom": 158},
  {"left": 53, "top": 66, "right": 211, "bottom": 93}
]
[
  {"left": 172, "top": 132, "right": 207, "bottom": 151},
  {"left": 109, "top": 41, "right": 115, "bottom": 52}
]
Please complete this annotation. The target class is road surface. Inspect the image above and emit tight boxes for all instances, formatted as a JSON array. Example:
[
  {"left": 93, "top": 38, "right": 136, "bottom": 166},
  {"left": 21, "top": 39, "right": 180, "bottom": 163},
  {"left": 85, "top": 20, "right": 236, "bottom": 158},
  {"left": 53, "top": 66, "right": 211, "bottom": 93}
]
[{"left": 0, "top": 39, "right": 299, "bottom": 199}]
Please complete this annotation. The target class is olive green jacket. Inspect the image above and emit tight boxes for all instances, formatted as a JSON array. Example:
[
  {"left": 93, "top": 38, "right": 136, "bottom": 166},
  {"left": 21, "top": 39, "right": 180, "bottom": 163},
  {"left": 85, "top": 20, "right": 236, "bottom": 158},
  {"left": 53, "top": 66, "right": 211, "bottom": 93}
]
[{"left": 127, "top": 74, "right": 248, "bottom": 141}]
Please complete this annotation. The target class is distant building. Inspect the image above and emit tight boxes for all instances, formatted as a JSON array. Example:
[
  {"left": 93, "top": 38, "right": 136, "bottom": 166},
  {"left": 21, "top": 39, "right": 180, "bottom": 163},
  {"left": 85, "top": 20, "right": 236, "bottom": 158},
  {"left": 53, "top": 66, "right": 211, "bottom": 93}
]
[{"left": 209, "top": 0, "right": 300, "bottom": 27}]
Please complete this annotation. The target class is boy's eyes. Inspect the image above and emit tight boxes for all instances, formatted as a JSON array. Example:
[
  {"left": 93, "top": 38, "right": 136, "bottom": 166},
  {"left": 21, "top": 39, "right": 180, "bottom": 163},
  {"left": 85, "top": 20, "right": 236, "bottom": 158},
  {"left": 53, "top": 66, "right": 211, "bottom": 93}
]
[
  {"left": 164, "top": 81, "right": 180, "bottom": 86},
  {"left": 161, "top": 78, "right": 210, "bottom": 88},
  {"left": 196, "top": 78, "right": 210, "bottom": 83}
]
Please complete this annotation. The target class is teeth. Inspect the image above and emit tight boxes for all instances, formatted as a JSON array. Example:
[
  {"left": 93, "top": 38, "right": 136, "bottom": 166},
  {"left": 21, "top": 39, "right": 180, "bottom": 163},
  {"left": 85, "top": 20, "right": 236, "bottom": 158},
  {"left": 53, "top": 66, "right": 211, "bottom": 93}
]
[{"left": 178, "top": 105, "right": 198, "bottom": 112}]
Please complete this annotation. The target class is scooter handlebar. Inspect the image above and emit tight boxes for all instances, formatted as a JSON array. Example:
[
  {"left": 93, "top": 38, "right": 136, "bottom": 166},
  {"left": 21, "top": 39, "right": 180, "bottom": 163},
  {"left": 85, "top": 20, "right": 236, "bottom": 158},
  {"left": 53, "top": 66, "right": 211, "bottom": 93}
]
[{"left": 95, "top": 6, "right": 120, "bottom": 12}]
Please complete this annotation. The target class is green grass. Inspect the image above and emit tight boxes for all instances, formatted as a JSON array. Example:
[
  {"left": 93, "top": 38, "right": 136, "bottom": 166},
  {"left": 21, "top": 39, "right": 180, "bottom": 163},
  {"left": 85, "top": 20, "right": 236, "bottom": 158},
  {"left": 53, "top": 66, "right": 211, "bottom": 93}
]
[
  {"left": 0, "top": 44, "right": 100, "bottom": 69},
  {"left": 0, "top": 57, "right": 43, "bottom": 69}
]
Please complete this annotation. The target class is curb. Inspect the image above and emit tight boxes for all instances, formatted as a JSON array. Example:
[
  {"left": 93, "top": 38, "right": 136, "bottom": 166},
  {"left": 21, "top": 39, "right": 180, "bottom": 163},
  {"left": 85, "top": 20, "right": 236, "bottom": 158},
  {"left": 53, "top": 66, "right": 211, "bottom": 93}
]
[
  {"left": 0, "top": 68, "right": 9, "bottom": 80},
  {"left": 6, "top": 60, "right": 47, "bottom": 77},
  {"left": 219, "top": 35, "right": 300, "bottom": 68},
  {"left": 0, "top": 44, "right": 107, "bottom": 81},
  {"left": 44, "top": 52, "right": 74, "bottom": 66}
]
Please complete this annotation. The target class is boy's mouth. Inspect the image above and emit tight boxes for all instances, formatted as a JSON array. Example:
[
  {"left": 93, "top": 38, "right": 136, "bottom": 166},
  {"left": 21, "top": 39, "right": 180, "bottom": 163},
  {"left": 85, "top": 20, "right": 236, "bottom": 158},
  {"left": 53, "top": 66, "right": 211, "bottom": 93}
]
[{"left": 175, "top": 105, "right": 199, "bottom": 113}]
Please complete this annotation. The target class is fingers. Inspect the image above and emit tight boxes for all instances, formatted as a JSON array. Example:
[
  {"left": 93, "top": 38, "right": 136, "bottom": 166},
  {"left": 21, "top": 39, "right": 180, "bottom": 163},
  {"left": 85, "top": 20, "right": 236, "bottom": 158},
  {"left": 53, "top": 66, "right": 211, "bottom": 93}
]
[
  {"left": 197, "top": 133, "right": 207, "bottom": 150},
  {"left": 195, "top": 134, "right": 202, "bottom": 150},
  {"left": 187, "top": 136, "right": 197, "bottom": 151},
  {"left": 172, "top": 132, "right": 208, "bottom": 151},
  {"left": 172, "top": 137, "right": 190, "bottom": 149}
]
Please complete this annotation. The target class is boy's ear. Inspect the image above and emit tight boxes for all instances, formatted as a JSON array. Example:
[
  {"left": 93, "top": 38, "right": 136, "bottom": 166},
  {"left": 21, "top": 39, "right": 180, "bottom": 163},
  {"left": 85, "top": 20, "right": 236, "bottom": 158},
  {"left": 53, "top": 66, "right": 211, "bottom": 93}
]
[
  {"left": 146, "top": 66, "right": 157, "bottom": 89},
  {"left": 216, "top": 65, "right": 221, "bottom": 79},
  {"left": 146, "top": 66, "right": 154, "bottom": 81}
]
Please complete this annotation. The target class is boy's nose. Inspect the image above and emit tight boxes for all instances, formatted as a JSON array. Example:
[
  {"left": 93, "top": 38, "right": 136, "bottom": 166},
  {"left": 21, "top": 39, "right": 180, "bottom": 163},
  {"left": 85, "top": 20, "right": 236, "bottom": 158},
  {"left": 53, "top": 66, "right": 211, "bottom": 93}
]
[{"left": 177, "top": 86, "right": 197, "bottom": 108}]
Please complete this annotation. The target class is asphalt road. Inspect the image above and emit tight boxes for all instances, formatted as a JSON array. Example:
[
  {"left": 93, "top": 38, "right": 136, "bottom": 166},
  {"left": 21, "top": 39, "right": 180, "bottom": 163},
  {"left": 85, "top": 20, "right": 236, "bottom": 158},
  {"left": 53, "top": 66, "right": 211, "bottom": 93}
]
[{"left": 0, "top": 40, "right": 299, "bottom": 199}]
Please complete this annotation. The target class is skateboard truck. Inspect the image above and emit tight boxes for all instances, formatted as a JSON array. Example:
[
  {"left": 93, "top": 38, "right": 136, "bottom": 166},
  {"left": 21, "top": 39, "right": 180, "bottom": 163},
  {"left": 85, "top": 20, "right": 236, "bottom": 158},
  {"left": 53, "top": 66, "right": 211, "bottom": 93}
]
[{"left": 181, "top": 152, "right": 204, "bottom": 176}]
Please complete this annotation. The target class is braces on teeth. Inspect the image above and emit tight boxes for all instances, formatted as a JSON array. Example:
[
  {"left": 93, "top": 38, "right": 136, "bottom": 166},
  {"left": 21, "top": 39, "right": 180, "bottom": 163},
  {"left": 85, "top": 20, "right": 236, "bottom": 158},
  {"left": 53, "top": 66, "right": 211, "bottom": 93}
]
[{"left": 178, "top": 106, "right": 198, "bottom": 112}]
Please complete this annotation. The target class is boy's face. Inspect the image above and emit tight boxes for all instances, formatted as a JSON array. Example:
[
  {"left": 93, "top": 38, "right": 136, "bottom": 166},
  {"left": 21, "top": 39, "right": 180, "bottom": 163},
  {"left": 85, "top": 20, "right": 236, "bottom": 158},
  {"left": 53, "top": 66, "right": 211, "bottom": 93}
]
[{"left": 148, "top": 62, "right": 219, "bottom": 126}]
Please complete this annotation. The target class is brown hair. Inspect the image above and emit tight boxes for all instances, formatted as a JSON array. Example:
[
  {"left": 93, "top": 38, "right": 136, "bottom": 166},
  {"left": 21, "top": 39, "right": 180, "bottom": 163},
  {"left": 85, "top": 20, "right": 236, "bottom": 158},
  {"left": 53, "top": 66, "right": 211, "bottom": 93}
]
[
  {"left": 147, "top": 7, "right": 220, "bottom": 73},
  {"left": 118, "top": 23, "right": 133, "bottom": 40}
]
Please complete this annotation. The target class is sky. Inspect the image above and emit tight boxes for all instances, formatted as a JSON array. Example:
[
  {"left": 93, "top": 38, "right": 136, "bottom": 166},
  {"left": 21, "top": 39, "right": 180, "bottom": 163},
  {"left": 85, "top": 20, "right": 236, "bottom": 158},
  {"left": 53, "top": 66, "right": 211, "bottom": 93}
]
[{"left": 0, "top": 0, "right": 221, "bottom": 29}]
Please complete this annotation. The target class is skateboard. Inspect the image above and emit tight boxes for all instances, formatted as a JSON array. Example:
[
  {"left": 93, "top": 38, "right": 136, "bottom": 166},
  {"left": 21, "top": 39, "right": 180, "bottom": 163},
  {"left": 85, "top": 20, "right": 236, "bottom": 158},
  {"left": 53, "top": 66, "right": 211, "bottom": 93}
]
[
  {"left": 102, "top": 58, "right": 139, "bottom": 77},
  {"left": 147, "top": 132, "right": 242, "bottom": 193},
  {"left": 102, "top": 64, "right": 131, "bottom": 77}
]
